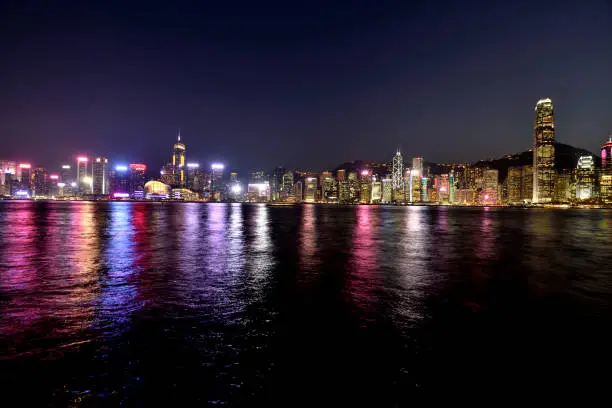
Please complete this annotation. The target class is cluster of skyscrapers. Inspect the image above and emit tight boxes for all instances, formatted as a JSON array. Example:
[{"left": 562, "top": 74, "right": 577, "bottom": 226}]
[{"left": 1, "top": 98, "right": 611, "bottom": 205}]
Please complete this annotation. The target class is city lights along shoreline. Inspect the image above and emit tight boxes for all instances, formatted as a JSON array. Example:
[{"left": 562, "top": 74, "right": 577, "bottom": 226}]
[{"left": 1, "top": 99, "right": 610, "bottom": 206}]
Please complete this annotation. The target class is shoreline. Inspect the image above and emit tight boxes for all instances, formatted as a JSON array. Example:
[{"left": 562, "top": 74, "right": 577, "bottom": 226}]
[{"left": 1, "top": 198, "right": 610, "bottom": 209}]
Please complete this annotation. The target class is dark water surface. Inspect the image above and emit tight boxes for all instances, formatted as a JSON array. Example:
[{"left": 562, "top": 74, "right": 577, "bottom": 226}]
[{"left": 1, "top": 202, "right": 611, "bottom": 405}]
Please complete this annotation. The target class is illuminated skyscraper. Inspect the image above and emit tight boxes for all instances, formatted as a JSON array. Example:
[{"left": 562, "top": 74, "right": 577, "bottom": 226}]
[
  {"left": 602, "top": 136, "right": 612, "bottom": 170},
  {"left": 392, "top": 150, "right": 403, "bottom": 191},
  {"left": 320, "top": 171, "right": 335, "bottom": 202},
  {"left": 0, "top": 160, "right": 17, "bottom": 188},
  {"left": 18, "top": 163, "right": 32, "bottom": 194},
  {"left": 336, "top": 169, "right": 346, "bottom": 182},
  {"left": 359, "top": 170, "right": 372, "bottom": 204},
  {"left": 433, "top": 174, "right": 450, "bottom": 203},
  {"left": 76, "top": 156, "right": 89, "bottom": 194},
  {"left": 575, "top": 156, "right": 596, "bottom": 201},
  {"left": 60, "top": 164, "right": 72, "bottom": 183},
  {"left": 172, "top": 130, "right": 186, "bottom": 186},
  {"left": 129, "top": 164, "right": 147, "bottom": 198},
  {"left": 186, "top": 163, "right": 205, "bottom": 193},
  {"left": 382, "top": 178, "right": 393, "bottom": 203},
  {"left": 601, "top": 136, "right": 612, "bottom": 202},
  {"left": 294, "top": 180, "right": 303, "bottom": 202},
  {"left": 533, "top": 98, "right": 555, "bottom": 203},
  {"left": 281, "top": 171, "right": 294, "bottom": 200},
  {"left": 371, "top": 180, "right": 382, "bottom": 203},
  {"left": 304, "top": 177, "right": 317, "bottom": 203},
  {"left": 210, "top": 163, "right": 224, "bottom": 199},
  {"left": 33, "top": 167, "right": 48, "bottom": 197},
  {"left": 507, "top": 165, "right": 533, "bottom": 204},
  {"left": 93, "top": 157, "right": 109, "bottom": 195},
  {"left": 270, "top": 166, "right": 285, "bottom": 201},
  {"left": 412, "top": 157, "right": 423, "bottom": 172},
  {"left": 111, "top": 165, "right": 130, "bottom": 196},
  {"left": 554, "top": 170, "right": 572, "bottom": 203},
  {"left": 482, "top": 169, "right": 498, "bottom": 204}
]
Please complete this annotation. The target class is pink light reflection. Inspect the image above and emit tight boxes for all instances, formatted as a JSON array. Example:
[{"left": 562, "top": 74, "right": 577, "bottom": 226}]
[{"left": 346, "top": 206, "right": 380, "bottom": 320}]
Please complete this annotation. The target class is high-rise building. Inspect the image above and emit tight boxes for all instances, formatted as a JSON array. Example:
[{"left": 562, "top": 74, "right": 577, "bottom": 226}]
[
  {"left": 33, "top": 167, "right": 48, "bottom": 197},
  {"left": 93, "top": 157, "right": 109, "bottom": 195},
  {"left": 507, "top": 167, "right": 522, "bottom": 204},
  {"left": 270, "top": 166, "right": 285, "bottom": 200},
  {"left": 359, "top": 170, "right": 372, "bottom": 204},
  {"left": 129, "top": 164, "right": 146, "bottom": 198},
  {"left": 76, "top": 156, "right": 90, "bottom": 194},
  {"left": 269, "top": 166, "right": 285, "bottom": 201},
  {"left": 320, "top": 171, "right": 335, "bottom": 202},
  {"left": 433, "top": 174, "right": 450, "bottom": 203},
  {"left": 304, "top": 177, "right": 317, "bottom": 203},
  {"left": 294, "top": 180, "right": 303, "bottom": 202},
  {"left": 186, "top": 163, "right": 205, "bottom": 193},
  {"left": 19, "top": 163, "right": 32, "bottom": 194},
  {"left": 345, "top": 171, "right": 358, "bottom": 203},
  {"left": 533, "top": 98, "right": 555, "bottom": 203},
  {"left": 412, "top": 157, "right": 423, "bottom": 173},
  {"left": 210, "top": 163, "right": 224, "bottom": 199},
  {"left": 111, "top": 165, "right": 130, "bottom": 196},
  {"left": 281, "top": 171, "right": 294, "bottom": 201},
  {"left": 60, "top": 164, "right": 73, "bottom": 183},
  {"left": 382, "top": 178, "right": 393, "bottom": 203},
  {"left": 336, "top": 169, "right": 346, "bottom": 182},
  {"left": 371, "top": 181, "right": 382, "bottom": 203},
  {"left": 172, "top": 131, "right": 186, "bottom": 186},
  {"left": 409, "top": 168, "right": 421, "bottom": 202},
  {"left": 601, "top": 137, "right": 612, "bottom": 203},
  {"left": 392, "top": 150, "right": 403, "bottom": 192},
  {"left": 47, "top": 174, "right": 60, "bottom": 197},
  {"left": 482, "top": 169, "right": 499, "bottom": 204},
  {"left": 602, "top": 136, "right": 612, "bottom": 169},
  {"left": 575, "top": 156, "right": 596, "bottom": 201},
  {"left": 554, "top": 170, "right": 572, "bottom": 203},
  {"left": 0, "top": 160, "right": 17, "bottom": 188}
]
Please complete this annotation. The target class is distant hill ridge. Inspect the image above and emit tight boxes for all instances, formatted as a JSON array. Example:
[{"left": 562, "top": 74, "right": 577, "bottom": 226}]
[
  {"left": 468, "top": 143, "right": 600, "bottom": 182},
  {"left": 333, "top": 143, "right": 599, "bottom": 183}
]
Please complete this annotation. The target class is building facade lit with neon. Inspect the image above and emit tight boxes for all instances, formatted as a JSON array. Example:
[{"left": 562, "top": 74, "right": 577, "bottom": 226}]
[{"left": 601, "top": 136, "right": 612, "bottom": 203}]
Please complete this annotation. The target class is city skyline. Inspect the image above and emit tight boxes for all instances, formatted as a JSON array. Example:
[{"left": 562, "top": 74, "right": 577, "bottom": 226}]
[{"left": 1, "top": 1, "right": 612, "bottom": 170}]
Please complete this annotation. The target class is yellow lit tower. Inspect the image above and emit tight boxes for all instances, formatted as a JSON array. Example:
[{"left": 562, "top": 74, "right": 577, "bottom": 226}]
[
  {"left": 533, "top": 98, "right": 555, "bottom": 203},
  {"left": 172, "top": 129, "right": 186, "bottom": 187}
]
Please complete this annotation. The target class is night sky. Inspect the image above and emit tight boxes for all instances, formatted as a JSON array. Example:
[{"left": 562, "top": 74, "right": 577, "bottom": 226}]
[{"left": 1, "top": 0, "right": 611, "bottom": 173}]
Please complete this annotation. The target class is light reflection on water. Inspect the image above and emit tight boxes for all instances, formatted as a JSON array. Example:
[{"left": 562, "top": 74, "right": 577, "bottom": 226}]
[{"left": 0, "top": 202, "right": 611, "bottom": 404}]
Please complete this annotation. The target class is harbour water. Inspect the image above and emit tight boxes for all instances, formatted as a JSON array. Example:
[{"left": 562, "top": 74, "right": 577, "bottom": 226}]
[{"left": 0, "top": 202, "right": 610, "bottom": 405}]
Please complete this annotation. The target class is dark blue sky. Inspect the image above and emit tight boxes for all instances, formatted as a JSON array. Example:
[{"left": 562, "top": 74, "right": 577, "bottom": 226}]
[{"left": 1, "top": 0, "right": 611, "bottom": 173}]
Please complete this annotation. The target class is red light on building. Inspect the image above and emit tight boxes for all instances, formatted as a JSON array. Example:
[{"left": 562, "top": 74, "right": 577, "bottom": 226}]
[
  {"left": 129, "top": 163, "right": 146, "bottom": 172},
  {"left": 49, "top": 174, "right": 59, "bottom": 180},
  {"left": 77, "top": 156, "right": 88, "bottom": 162},
  {"left": 19, "top": 163, "right": 31, "bottom": 169}
]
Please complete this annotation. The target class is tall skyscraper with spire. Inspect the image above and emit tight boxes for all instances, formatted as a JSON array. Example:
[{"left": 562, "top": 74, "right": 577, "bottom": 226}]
[
  {"left": 533, "top": 98, "right": 555, "bottom": 203},
  {"left": 172, "top": 129, "right": 186, "bottom": 187},
  {"left": 392, "top": 149, "right": 403, "bottom": 201}
]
